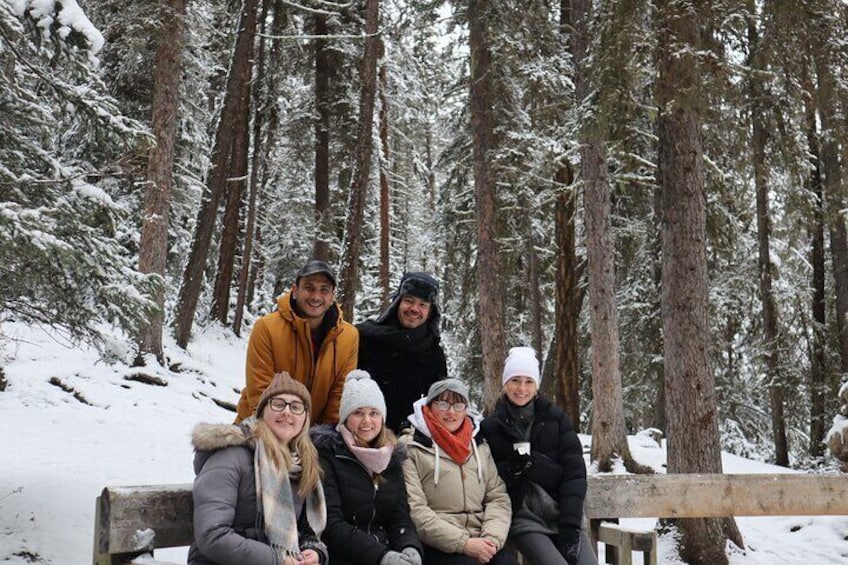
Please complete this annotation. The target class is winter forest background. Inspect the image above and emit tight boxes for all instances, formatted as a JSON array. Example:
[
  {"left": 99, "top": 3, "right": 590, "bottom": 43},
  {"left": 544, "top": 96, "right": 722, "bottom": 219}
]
[{"left": 3, "top": 0, "right": 848, "bottom": 562}]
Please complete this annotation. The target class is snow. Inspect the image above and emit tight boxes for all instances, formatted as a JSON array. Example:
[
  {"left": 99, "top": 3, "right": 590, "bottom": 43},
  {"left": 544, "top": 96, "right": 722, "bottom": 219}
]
[
  {"left": 1, "top": 322, "right": 846, "bottom": 564},
  {"left": 6, "top": 0, "right": 105, "bottom": 63}
]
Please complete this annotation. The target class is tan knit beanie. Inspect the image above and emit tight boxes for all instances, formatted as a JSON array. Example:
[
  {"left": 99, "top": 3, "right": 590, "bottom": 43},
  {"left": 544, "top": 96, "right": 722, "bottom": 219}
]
[{"left": 256, "top": 372, "right": 311, "bottom": 417}]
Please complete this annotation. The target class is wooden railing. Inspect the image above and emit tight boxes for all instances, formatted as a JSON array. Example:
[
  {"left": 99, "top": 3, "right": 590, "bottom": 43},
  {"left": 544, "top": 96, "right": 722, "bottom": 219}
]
[{"left": 93, "top": 473, "right": 848, "bottom": 565}]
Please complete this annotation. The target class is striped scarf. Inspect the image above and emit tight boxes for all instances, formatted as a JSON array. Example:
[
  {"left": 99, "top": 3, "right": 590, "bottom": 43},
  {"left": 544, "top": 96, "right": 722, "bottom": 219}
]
[{"left": 254, "top": 437, "right": 327, "bottom": 560}]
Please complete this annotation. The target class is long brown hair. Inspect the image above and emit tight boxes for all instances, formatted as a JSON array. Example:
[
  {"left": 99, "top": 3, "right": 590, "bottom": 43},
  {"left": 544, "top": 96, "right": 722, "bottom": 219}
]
[{"left": 252, "top": 412, "right": 321, "bottom": 497}]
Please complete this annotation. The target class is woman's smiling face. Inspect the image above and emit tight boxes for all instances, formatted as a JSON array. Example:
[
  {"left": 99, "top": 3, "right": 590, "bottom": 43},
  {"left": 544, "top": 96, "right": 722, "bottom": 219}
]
[
  {"left": 261, "top": 393, "right": 307, "bottom": 445},
  {"left": 503, "top": 376, "right": 537, "bottom": 407},
  {"left": 430, "top": 391, "right": 468, "bottom": 433}
]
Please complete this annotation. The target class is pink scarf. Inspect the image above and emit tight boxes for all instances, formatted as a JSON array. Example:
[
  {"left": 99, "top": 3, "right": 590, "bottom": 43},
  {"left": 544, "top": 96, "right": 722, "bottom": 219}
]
[{"left": 338, "top": 424, "right": 394, "bottom": 476}]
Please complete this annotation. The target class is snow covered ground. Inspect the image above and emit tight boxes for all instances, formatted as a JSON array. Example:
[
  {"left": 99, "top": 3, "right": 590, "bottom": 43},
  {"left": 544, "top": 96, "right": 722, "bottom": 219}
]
[{"left": 0, "top": 322, "right": 846, "bottom": 564}]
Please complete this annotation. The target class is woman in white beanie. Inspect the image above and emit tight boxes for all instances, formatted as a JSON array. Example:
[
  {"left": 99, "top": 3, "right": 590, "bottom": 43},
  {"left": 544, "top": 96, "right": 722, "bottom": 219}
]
[
  {"left": 310, "top": 370, "right": 422, "bottom": 565},
  {"left": 399, "top": 378, "right": 518, "bottom": 565},
  {"left": 480, "top": 347, "right": 596, "bottom": 565}
]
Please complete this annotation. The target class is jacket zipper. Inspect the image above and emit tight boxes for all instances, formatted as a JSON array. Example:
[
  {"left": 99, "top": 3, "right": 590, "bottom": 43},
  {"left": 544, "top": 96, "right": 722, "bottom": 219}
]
[{"left": 337, "top": 453, "right": 380, "bottom": 535}]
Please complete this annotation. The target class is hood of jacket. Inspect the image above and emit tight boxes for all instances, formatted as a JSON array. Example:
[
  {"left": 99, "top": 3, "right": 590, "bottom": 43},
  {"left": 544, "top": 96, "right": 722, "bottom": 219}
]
[
  {"left": 403, "top": 397, "right": 485, "bottom": 485},
  {"left": 277, "top": 289, "right": 343, "bottom": 331},
  {"left": 192, "top": 421, "right": 254, "bottom": 474},
  {"left": 372, "top": 290, "right": 441, "bottom": 339},
  {"left": 406, "top": 396, "right": 482, "bottom": 440}
]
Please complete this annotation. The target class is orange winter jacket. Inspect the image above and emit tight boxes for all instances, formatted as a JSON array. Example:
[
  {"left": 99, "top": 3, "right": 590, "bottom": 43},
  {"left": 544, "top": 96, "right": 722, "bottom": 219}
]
[{"left": 235, "top": 291, "right": 359, "bottom": 424}]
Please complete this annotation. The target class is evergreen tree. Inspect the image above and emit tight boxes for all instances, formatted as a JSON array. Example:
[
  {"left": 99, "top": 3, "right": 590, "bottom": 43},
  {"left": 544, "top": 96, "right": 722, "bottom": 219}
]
[{"left": 0, "top": 0, "right": 157, "bottom": 346}]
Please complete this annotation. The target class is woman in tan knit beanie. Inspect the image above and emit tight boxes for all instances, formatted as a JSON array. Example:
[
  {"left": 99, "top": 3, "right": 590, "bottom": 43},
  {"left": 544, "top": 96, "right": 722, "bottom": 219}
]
[{"left": 189, "top": 372, "right": 328, "bottom": 565}]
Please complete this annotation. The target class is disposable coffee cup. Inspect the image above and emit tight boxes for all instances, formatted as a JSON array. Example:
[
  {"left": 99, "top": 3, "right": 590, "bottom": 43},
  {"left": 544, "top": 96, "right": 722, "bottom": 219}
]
[{"left": 512, "top": 442, "right": 531, "bottom": 455}]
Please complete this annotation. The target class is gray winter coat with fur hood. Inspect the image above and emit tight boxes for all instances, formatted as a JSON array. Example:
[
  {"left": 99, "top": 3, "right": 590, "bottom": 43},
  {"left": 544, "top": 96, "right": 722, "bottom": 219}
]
[{"left": 188, "top": 423, "right": 326, "bottom": 565}]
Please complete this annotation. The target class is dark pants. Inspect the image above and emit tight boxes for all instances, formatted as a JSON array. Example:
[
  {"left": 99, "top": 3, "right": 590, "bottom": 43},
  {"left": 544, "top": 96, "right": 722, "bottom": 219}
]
[
  {"left": 512, "top": 530, "right": 598, "bottom": 565},
  {"left": 422, "top": 544, "right": 520, "bottom": 565}
]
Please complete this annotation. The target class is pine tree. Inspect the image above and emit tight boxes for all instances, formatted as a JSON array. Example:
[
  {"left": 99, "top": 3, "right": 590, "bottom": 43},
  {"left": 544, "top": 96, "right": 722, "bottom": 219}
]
[
  {"left": 0, "top": 0, "right": 157, "bottom": 346},
  {"left": 657, "top": 1, "right": 743, "bottom": 561},
  {"left": 136, "top": 0, "right": 188, "bottom": 365}
]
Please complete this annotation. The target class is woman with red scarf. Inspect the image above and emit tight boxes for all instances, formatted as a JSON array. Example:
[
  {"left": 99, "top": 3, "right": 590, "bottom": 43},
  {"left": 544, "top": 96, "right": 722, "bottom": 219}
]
[{"left": 399, "top": 379, "right": 518, "bottom": 565}]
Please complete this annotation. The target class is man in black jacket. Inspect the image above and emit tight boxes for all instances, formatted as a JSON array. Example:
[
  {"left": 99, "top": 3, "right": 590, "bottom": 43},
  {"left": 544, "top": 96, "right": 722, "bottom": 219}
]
[{"left": 356, "top": 272, "right": 448, "bottom": 432}]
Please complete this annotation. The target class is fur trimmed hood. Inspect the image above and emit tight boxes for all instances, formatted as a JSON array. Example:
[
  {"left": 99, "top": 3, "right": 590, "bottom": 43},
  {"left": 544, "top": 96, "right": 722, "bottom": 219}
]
[
  {"left": 192, "top": 421, "right": 254, "bottom": 474},
  {"left": 192, "top": 422, "right": 253, "bottom": 451}
]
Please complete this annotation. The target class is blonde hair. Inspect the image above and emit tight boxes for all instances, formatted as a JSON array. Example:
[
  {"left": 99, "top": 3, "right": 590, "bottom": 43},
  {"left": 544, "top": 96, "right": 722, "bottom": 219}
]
[{"left": 252, "top": 413, "right": 321, "bottom": 498}]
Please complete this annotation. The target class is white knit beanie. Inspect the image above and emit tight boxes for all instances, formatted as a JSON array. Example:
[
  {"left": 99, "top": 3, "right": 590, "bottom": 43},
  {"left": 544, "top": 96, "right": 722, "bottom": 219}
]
[
  {"left": 339, "top": 370, "right": 387, "bottom": 424},
  {"left": 502, "top": 346, "right": 541, "bottom": 386}
]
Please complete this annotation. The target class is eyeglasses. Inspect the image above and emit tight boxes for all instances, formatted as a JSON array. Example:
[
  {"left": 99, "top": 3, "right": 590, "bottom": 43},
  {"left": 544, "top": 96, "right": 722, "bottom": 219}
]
[
  {"left": 432, "top": 400, "right": 467, "bottom": 412},
  {"left": 268, "top": 398, "right": 306, "bottom": 415}
]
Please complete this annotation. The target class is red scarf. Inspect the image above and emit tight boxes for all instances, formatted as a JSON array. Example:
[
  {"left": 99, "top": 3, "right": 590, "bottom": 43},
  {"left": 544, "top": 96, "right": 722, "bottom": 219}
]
[{"left": 422, "top": 405, "right": 473, "bottom": 465}]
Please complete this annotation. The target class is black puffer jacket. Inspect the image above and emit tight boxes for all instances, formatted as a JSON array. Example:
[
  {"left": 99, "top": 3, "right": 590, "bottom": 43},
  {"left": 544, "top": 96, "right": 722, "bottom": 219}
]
[
  {"left": 479, "top": 395, "right": 587, "bottom": 538},
  {"left": 311, "top": 425, "right": 421, "bottom": 565},
  {"left": 356, "top": 309, "right": 447, "bottom": 432}
]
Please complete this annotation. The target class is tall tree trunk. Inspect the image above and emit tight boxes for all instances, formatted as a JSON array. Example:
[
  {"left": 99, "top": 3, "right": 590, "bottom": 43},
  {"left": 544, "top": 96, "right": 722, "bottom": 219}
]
[
  {"left": 173, "top": 0, "right": 259, "bottom": 348},
  {"left": 571, "top": 0, "right": 632, "bottom": 470},
  {"left": 338, "top": 0, "right": 380, "bottom": 320},
  {"left": 234, "top": 0, "right": 274, "bottom": 337},
  {"left": 528, "top": 235, "right": 543, "bottom": 360},
  {"left": 469, "top": 0, "right": 506, "bottom": 412},
  {"left": 657, "top": 2, "right": 743, "bottom": 562},
  {"left": 136, "top": 0, "right": 187, "bottom": 365},
  {"left": 812, "top": 25, "right": 848, "bottom": 376},
  {"left": 802, "top": 63, "right": 828, "bottom": 457},
  {"left": 313, "top": 12, "right": 332, "bottom": 262},
  {"left": 747, "top": 4, "right": 788, "bottom": 466},
  {"left": 211, "top": 93, "right": 251, "bottom": 325},
  {"left": 554, "top": 161, "right": 584, "bottom": 429},
  {"left": 424, "top": 124, "right": 437, "bottom": 274},
  {"left": 650, "top": 168, "right": 666, "bottom": 432},
  {"left": 378, "top": 43, "right": 391, "bottom": 307}
]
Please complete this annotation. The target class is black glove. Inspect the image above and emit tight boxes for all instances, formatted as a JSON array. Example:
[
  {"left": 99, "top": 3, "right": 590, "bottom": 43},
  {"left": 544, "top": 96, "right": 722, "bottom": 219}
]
[
  {"left": 558, "top": 529, "right": 581, "bottom": 565},
  {"left": 504, "top": 451, "right": 532, "bottom": 480}
]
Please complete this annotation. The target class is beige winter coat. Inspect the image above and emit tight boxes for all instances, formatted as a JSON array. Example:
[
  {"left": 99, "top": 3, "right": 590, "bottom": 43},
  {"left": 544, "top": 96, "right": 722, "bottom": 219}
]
[{"left": 399, "top": 399, "right": 512, "bottom": 555}]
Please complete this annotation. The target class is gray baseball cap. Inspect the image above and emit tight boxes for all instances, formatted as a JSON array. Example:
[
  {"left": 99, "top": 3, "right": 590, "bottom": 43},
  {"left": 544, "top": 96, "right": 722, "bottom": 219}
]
[{"left": 295, "top": 259, "right": 337, "bottom": 287}]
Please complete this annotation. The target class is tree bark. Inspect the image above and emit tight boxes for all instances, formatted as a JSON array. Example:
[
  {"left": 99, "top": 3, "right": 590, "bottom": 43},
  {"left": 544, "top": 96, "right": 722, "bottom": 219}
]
[
  {"left": 747, "top": 3, "right": 788, "bottom": 466},
  {"left": 570, "top": 0, "right": 632, "bottom": 470},
  {"left": 313, "top": 12, "right": 332, "bottom": 262},
  {"left": 657, "top": 1, "right": 743, "bottom": 561},
  {"left": 233, "top": 0, "right": 275, "bottom": 337},
  {"left": 210, "top": 89, "right": 251, "bottom": 325},
  {"left": 136, "top": 0, "right": 187, "bottom": 365},
  {"left": 528, "top": 235, "right": 543, "bottom": 360},
  {"left": 554, "top": 161, "right": 584, "bottom": 429},
  {"left": 812, "top": 21, "right": 848, "bottom": 377},
  {"left": 802, "top": 62, "right": 828, "bottom": 457},
  {"left": 173, "top": 0, "right": 259, "bottom": 348},
  {"left": 338, "top": 0, "right": 380, "bottom": 320},
  {"left": 378, "top": 41, "right": 391, "bottom": 307},
  {"left": 468, "top": 0, "right": 507, "bottom": 412},
  {"left": 424, "top": 124, "right": 437, "bottom": 274}
]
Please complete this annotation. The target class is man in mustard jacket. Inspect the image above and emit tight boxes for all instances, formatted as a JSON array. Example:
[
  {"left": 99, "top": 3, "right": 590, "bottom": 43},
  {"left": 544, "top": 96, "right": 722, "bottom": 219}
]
[{"left": 235, "top": 259, "right": 359, "bottom": 424}]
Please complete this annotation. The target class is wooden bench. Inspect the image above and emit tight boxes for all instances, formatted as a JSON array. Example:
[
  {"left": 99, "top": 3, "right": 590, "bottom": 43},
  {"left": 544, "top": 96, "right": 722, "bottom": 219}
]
[
  {"left": 93, "top": 473, "right": 848, "bottom": 565},
  {"left": 585, "top": 473, "right": 848, "bottom": 565}
]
